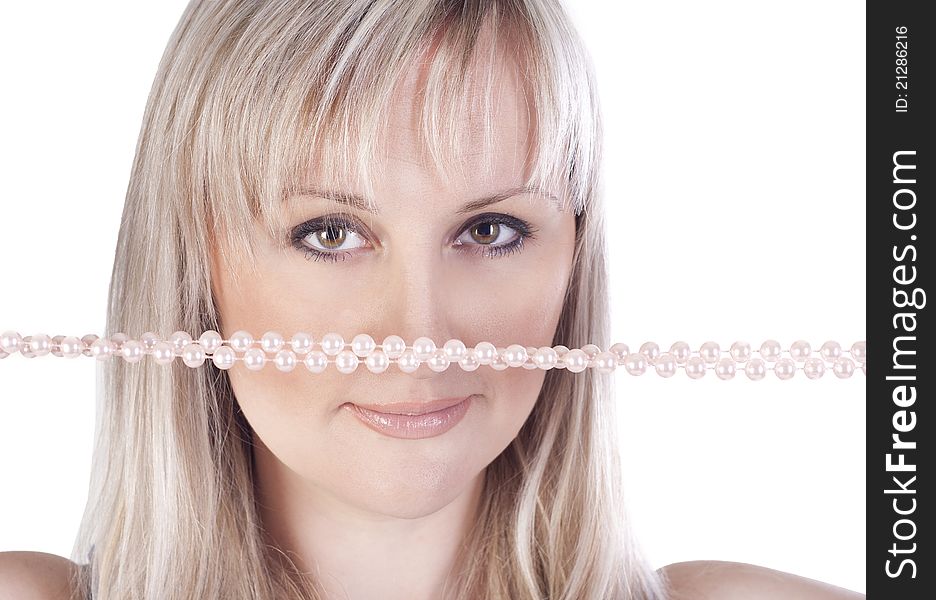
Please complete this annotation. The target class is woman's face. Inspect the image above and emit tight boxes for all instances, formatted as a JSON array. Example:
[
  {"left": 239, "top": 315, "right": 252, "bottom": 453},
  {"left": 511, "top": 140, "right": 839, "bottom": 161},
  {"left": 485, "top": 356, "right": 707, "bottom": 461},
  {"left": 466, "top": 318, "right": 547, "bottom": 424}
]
[{"left": 211, "top": 50, "right": 576, "bottom": 519}]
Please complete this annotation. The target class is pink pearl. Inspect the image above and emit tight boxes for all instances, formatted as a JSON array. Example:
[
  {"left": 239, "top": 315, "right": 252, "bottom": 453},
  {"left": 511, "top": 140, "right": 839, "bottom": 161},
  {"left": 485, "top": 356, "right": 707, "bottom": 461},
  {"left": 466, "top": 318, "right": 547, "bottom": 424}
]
[
  {"left": 182, "top": 343, "right": 206, "bottom": 368},
  {"left": 303, "top": 350, "right": 328, "bottom": 373},
  {"left": 623, "top": 353, "right": 647, "bottom": 376},
  {"left": 595, "top": 351, "right": 617, "bottom": 374},
  {"left": 168, "top": 331, "right": 192, "bottom": 355},
  {"left": 365, "top": 350, "right": 390, "bottom": 374},
  {"left": 243, "top": 348, "right": 266, "bottom": 371},
  {"left": 789, "top": 340, "right": 811, "bottom": 361},
  {"left": 563, "top": 349, "right": 588, "bottom": 373},
  {"left": 290, "top": 332, "right": 313, "bottom": 355},
  {"left": 850, "top": 341, "right": 866, "bottom": 363},
  {"left": 261, "top": 331, "right": 285, "bottom": 354},
  {"left": 274, "top": 349, "right": 297, "bottom": 372},
  {"left": 669, "top": 341, "right": 690, "bottom": 364},
  {"left": 503, "top": 344, "right": 528, "bottom": 368},
  {"left": 381, "top": 335, "right": 406, "bottom": 359},
  {"left": 774, "top": 358, "right": 796, "bottom": 380},
  {"left": 0, "top": 331, "right": 23, "bottom": 354},
  {"left": 819, "top": 341, "right": 841, "bottom": 362},
  {"left": 533, "top": 347, "right": 558, "bottom": 370},
  {"left": 729, "top": 341, "right": 751, "bottom": 362},
  {"left": 140, "top": 332, "right": 160, "bottom": 353},
  {"left": 833, "top": 357, "right": 855, "bottom": 378},
  {"left": 443, "top": 339, "right": 467, "bottom": 361},
  {"left": 320, "top": 333, "right": 345, "bottom": 356},
  {"left": 715, "top": 357, "right": 735, "bottom": 380},
  {"left": 699, "top": 342, "right": 720, "bottom": 364},
  {"left": 230, "top": 330, "right": 255, "bottom": 353},
  {"left": 90, "top": 338, "right": 113, "bottom": 360},
  {"left": 803, "top": 357, "right": 825, "bottom": 379},
  {"left": 60, "top": 336, "right": 83, "bottom": 358},
  {"left": 474, "top": 342, "right": 496, "bottom": 365},
  {"left": 638, "top": 342, "right": 660, "bottom": 364},
  {"left": 427, "top": 349, "right": 450, "bottom": 372},
  {"left": 121, "top": 340, "right": 145, "bottom": 363},
  {"left": 412, "top": 337, "right": 436, "bottom": 360},
  {"left": 758, "top": 340, "right": 781, "bottom": 362},
  {"left": 199, "top": 330, "right": 223, "bottom": 354},
  {"left": 522, "top": 346, "right": 539, "bottom": 370},
  {"left": 396, "top": 349, "right": 420, "bottom": 373},
  {"left": 686, "top": 356, "right": 707, "bottom": 379},
  {"left": 654, "top": 353, "right": 676, "bottom": 378},
  {"left": 351, "top": 334, "right": 376, "bottom": 357},
  {"left": 490, "top": 348, "right": 509, "bottom": 371},
  {"left": 212, "top": 347, "right": 236, "bottom": 370},
  {"left": 458, "top": 349, "right": 481, "bottom": 372},
  {"left": 744, "top": 358, "right": 767, "bottom": 380},
  {"left": 152, "top": 342, "right": 175, "bottom": 365}
]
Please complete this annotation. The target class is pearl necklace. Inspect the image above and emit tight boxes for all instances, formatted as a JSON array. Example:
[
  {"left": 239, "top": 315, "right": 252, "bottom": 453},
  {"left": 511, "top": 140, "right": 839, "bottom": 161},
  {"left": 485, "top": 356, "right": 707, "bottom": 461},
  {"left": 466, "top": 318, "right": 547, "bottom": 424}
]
[{"left": 1, "top": 329, "right": 866, "bottom": 380}]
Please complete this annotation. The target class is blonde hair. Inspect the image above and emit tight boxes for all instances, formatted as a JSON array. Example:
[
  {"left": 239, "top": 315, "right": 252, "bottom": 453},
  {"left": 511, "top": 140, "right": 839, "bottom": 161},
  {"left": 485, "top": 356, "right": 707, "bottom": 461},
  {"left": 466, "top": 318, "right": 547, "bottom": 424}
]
[{"left": 69, "top": 1, "right": 670, "bottom": 598}]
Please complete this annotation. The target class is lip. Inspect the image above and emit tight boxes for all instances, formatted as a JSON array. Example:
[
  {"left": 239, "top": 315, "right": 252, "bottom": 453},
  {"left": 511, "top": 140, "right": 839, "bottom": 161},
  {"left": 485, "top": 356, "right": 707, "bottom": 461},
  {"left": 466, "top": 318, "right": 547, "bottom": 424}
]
[{"left": 342, "top": 395, "right": 474, "bottom": 439}]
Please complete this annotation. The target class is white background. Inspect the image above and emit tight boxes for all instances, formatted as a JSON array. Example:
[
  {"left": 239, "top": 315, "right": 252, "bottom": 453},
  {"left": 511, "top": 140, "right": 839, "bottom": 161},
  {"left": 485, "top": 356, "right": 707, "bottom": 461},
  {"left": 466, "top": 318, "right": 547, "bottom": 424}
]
[{"left": 0, "top": 0, "right": 865, "bottom": 594}]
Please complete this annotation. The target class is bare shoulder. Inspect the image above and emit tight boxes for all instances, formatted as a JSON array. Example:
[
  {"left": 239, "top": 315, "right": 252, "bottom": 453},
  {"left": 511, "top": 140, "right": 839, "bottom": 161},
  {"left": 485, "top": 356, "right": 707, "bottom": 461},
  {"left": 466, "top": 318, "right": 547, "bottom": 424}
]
[
  {"left": 658, "top": 560, "right": 865, "bottom": 600},
  {"left": 0, "top": 551, "right": 82, "bottom": 600}
]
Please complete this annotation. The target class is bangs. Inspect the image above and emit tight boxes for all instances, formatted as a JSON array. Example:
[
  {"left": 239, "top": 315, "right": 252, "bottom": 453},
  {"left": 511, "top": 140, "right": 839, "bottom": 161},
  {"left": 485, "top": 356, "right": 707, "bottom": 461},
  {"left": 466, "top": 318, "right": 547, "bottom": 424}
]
[{"left": 197, "top": 0, "right": 599, "bottom": 276}]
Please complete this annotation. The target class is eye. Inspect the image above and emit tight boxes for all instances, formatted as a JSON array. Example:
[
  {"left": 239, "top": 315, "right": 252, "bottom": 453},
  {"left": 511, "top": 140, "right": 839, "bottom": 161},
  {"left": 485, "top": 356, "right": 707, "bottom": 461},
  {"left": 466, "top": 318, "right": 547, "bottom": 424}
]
[
  {"left": 290, "top": 212, "right": 538, "bottom": 263},
  {"left": 290, "top": 216, "right": 369, "bottom": 263},
  {"left": 453, "top": 213, "right": 538, "bottom": 260}
]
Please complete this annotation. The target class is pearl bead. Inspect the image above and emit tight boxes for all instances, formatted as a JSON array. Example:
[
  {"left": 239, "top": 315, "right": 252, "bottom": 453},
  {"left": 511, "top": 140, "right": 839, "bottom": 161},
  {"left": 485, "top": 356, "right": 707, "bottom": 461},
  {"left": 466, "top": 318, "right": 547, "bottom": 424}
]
[
  {"left": 850, "top": 341, "right": 866, "bottom": 363},
  {"left": 182, "top": 343, "right": 206, "bottom": 368},
  {"left": 140, "top": 332, "right": 160, "bottom": 353},
  {"left": 623, "top": 353, "right": 647, "bottom": 376},
  {"left": 595, "top": 351, "right": 617, "bottom": 374},
  {"left": 803, "top": 357, "right": 825, "bottom": 379},
  {"left": 243, "top": 348, "right": 266, "bottom": 371},
  {"left": 320, "top": 333, "right": 345, "bottom": 356},
  {"left": 789, "top": 340, "right": 811, "bottom": 361},
  {"left": 654, "top": 353, "right": 677, "bottom": 378},
  {"left": 152, "top": 342, "right": 175, "bottom": 365},
  {"left": 503, "top": 344, "right": 528, "bottom": 368},
  {"left": 397, "top": 349, "right": 420, "bottom": 373},
  {"left": 60, "top": 336, "right": 83, "bottom": 358},
  {"left": 443, "top": 339, "right": 467, "bottom": 361},
  {"left": 427, "top": 349, "right": 450, "bottom": 372},
  {"left": 820, "top": 341, "right": 842, "bottom": 362},
  {"left": 29, "top": 334, "right": 52, "bottom": 357},
  {"left": 685, "top": 356, "right": 707, "bottom": 379},
  {"left": 581, "top": 344, "right": 601, "bottom": 360},
  {"left": 381, "top": 335, "right": 406, "bottom": 359},
  {"left": 365, "top": 350, "right": 390, "bottom": 373},
  {"left": 21, "top": 337, "right": 36, "bottom": 358},
  {"left": 121, "top": 340, "right": 145, "bottom": 363},
  {"left": 109, "top": 333, "right": 129, "bottom": 350},
  {"left": 80, "top": 334, "right": 99, "bottom": 357},
  {"left": 459, "top": 349, "right": 480, "bottom": 372},
  {"left": 412, "top": 337, "right": 436, "bottom": 360},
  {"left": 335, "top": 350, "right": 359, "bottom": 374},
  {"left": 90, "top": 338, "right": 113, "bottom": 360},
  {"left": 729, "top": 341, "right": 751, "bottom": 362},
  {"left": 303, "top": 350, "right": 328, "bottom": 373},
  {"left": 699, "top": 342, "right": 720, "bottom": 364},
  {"left": 474, "top": 342, "right": 496, "bottom": 365},
  {"left": 669, "top": 341, "right": 690, "bottom": 364},
  {"left": 744, "top": 357, "right": 767, "bottom": 380},
  {"left": 564, "top": 349, "right": 589, "bottom": 373},
  {"left": 522, "top": 346, "right": 539, "bottom": 370},
  {"left": 351, "top": 333, "right": 376, "bottom": 357},
  {"left": 490, "top": 348, "right": 509, "bottom": 371},
  {"left": 638, "top": 342, "right": 660, "bottom": 364},
  {"left": 230, "top": 330, "right": 254, "bottom": 353},
  {"left": 533, "top": 346, "right": 558, "bottom": 370},
  {"left": 274, "top": 349, "right": 297, "bottom": 372},
  {"left": 552, "top": 345, "right": 569, "bottom": 368},
  {"left": 168, "top": 331, "right": 193, "bottom": 355},
  {"left": 260, "top": 331, "right": 285, "bottom": 354},
  {"left": 51, "top": 335, "right": 65, "bottom": 357},
  {"left": 715, "top": 357, "right": 736, "bottom": 380},
  {"left": 759, "top": 340, "right": 781, "bottom": 362},
  {"left": 610, "top": 342, "right": 630, "bottom": 364},
  {"left": 290, "top": 332, "right": 313, "bottom": 355},
  {"left": 774, "top": 357, "right": 796, "bottom": 380},
  {"left": 0, "top": 330, "right": 23, "bottom": 354},
  {"left": 212, "top": 346, "right": 236, "bottom": 370},
  {"left": 199, "top": 330, "right": 223, "bottom": 354},
  {"left": 833, "top": 357, "right": 855, "bottom": 378}
]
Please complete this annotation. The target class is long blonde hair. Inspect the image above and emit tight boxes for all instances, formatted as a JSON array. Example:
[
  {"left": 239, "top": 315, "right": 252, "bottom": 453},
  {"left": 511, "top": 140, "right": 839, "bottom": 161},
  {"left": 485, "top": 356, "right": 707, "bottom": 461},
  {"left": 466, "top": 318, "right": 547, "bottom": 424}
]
[{"left": 70, "top": 1, "right": 670, "bottom": 598}]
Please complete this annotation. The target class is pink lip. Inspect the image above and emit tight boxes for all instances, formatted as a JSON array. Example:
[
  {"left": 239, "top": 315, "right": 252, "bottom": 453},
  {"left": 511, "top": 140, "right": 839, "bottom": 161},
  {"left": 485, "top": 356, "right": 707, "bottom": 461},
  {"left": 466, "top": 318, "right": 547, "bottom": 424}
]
[{"left": 343, "top": 395, "right": 474, "bottom": 439}]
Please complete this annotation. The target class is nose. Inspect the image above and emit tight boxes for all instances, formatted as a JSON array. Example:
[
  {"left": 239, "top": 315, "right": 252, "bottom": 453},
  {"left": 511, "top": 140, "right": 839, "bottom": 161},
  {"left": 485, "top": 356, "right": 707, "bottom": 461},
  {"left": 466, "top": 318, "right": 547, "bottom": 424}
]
[{"left": 378, "top": 242, "right": 456, "bottom": 379}]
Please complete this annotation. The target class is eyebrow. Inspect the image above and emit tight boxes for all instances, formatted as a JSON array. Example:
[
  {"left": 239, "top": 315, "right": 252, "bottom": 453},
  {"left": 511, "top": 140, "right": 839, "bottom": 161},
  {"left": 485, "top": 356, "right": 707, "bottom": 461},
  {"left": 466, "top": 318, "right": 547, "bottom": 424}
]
[{"left": 288, "top": 184, "right": 559, "bottom": 215}]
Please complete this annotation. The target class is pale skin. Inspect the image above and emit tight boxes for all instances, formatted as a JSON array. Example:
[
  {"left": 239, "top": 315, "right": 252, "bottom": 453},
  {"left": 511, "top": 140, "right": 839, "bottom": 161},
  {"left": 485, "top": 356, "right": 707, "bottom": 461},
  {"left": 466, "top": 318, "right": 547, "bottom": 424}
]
[{"left": 0, "top": 31, "right": 863, "bottom": 600}]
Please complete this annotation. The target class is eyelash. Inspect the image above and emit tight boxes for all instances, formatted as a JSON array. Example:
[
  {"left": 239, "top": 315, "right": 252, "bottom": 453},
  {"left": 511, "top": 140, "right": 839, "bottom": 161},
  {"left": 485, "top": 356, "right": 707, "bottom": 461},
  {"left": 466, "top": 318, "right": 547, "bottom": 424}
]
[{"left": 290, "top": 213, "right": 539, "bottom": 264}]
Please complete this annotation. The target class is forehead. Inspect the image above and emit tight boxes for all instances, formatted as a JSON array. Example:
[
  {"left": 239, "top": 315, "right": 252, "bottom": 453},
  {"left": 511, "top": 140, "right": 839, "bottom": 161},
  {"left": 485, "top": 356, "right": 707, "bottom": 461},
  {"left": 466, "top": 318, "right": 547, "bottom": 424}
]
[{"left": 304, "top": 27, "right": 532, "bottom": 199}]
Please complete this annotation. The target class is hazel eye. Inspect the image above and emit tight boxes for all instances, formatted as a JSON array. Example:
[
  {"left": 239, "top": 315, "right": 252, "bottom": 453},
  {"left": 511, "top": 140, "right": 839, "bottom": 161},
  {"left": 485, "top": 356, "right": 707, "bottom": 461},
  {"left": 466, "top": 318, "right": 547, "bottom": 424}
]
[{"left": 291, "top": 217, "right": 369, "bottom": 263}]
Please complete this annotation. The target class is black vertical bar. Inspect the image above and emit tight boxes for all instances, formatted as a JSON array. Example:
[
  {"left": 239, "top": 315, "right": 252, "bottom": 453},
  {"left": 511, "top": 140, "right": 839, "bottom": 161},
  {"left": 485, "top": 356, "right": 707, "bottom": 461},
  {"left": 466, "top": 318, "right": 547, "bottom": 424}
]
[{"left": 867, "top": 0, "right": 932, "bottom": 597}]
